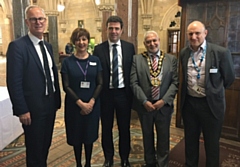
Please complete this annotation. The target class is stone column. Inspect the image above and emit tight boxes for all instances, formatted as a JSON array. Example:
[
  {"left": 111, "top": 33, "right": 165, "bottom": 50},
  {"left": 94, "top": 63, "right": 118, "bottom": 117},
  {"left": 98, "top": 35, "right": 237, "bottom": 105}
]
[
  {"left": 140, "top": 0, "right": 154, "bottom": 30},
  {"left": 12, "top": 0, "right": 30, "bottom": 39},
  {"left": 45, "top": 11, "right": 59, "bottom": 65},
  {"left": 98, "top": 4, "right": 114, "bottom": 42},
  {"left": 43, "top": 0, "right": 59, "bottom": 65},
  {"left": 116, "top": 0, "right": 138, "bottom": 50}
]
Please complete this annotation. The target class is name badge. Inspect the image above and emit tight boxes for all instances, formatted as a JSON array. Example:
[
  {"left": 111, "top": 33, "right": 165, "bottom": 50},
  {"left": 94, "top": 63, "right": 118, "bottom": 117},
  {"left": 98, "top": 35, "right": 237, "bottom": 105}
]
[
  {"left": 193, "top": 85, "right": 198, "bottom": 92},
  {"left": 89, "top": 62, "right": 97, "bottom": 66},
  {"left": 210, "top": 68, "right": 218, "bottom": 73},
  {"left": 80, "top": 81, "right": 90, "bottom": 88}
]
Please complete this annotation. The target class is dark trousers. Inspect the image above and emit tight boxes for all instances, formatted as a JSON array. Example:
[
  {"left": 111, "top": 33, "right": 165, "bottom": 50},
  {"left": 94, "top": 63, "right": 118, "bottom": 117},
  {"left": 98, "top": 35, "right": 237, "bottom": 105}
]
[
  {"left": 182, "top": 95, "right": 224, "bottom": 167},
  {"left": 138, "top": 108, "right": 172, "bottom": 167},
  {"left": 23, "top": 95, "right": 56, "bottom": 167},
  {"left": 101, "top": 88, "right": 131, "bottom": 160}
]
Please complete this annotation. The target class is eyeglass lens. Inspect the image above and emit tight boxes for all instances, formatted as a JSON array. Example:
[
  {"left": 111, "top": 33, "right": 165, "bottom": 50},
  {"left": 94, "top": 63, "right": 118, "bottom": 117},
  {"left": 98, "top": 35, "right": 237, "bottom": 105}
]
[{"left": 29, "top": 17, "right": 46, "bottom": 23}]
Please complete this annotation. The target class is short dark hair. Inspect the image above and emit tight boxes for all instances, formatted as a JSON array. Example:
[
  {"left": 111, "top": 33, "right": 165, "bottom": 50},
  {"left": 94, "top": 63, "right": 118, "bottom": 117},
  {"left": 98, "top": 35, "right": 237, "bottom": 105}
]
[
  {"left": 106, "top": 16, "right": 123, "bottom": 29},
  {"left": 70, "top": 28, "right": 90, "bottom": 44}
]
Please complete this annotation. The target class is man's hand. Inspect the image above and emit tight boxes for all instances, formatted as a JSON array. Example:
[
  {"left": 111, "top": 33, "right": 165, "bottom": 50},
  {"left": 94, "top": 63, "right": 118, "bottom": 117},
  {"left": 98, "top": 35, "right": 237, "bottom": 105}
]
[
  {"left": 153, "top": 99, "right": 165, "bottom": 110},
  {"left": 144, "top": 101, "right": 156, "bottom": 112},
  {"left": 19, "top": 112, "right": 31, "bottom": 125}
]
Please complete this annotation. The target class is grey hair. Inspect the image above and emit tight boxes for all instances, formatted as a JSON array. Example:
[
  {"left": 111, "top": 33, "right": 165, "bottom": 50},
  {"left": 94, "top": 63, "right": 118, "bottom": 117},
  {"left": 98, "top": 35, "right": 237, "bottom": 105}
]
[
  {"left": 143, "top": 30, "right": 159, "bottom": 41},
  {"left": 25, "top": 5, "right": 45, "bottom": 19}
]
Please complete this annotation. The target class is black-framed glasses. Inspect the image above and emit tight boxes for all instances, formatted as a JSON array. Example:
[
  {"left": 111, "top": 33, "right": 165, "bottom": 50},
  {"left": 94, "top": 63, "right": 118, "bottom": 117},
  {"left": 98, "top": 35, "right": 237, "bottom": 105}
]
[{"left": 28, "top": 17, "right": 46, "bottom": 23}]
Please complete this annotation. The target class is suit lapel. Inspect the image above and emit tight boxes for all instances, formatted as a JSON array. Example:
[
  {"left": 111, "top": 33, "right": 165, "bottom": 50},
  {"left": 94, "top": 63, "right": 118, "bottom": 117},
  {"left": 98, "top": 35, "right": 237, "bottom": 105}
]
[
  {"left": 103, "top": 42, "right": 111, "bottom": 67},
  {"left": 25, "top": 36, "right": 44, "bottom": 72},
  {"left": 121, "top": 41, "right": 127, "bottom": 68},
  {"left": 183, "top": 48, "right": 191, "bottom": 80},
  {"left": 141, "top": 53, "right": 151, "bottom": 83},
  {"left": 161, "top": 53, "right": 167, "bottom": 82},
  {"left": 205, "top": 42, "right": 212, "bottom": 84}
]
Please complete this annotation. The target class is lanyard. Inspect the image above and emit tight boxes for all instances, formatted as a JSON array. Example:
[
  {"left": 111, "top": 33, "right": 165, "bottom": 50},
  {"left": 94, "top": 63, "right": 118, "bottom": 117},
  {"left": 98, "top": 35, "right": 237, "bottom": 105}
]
[
  {"left": 191, "top": 46, "right": 206, "bottom": 79},
  {"left": 76, "top": 60, "right": 89, "bottom": 81}
]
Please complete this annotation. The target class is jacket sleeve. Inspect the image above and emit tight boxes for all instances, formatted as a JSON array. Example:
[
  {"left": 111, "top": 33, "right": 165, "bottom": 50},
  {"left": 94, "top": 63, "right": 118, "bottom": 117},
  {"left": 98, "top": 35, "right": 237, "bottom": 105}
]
[{"left": 6, "top": 41, "right": 29, "bottom": 116}]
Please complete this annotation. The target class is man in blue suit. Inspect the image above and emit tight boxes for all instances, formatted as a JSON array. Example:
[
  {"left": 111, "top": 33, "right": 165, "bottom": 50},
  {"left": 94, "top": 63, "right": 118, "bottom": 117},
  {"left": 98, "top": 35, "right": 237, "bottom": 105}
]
[
  {"left": 93, "top": 16, "right": 135, "bottom": 167},
  {"left": 6, "top": 5, "right": 61, "bottom": 167},
  {"left": 130, "top": 31, "right": 178, "bottom": 167},
  {"left": 179, "top": 20, "right": 235, "bottom": 167}
]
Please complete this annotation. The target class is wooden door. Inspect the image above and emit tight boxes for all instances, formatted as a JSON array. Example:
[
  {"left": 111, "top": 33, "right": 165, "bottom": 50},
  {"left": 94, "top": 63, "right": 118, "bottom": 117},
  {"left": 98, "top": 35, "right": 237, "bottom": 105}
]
[{"left": 177, "top": 0, "right": 240, "bottom": 141}]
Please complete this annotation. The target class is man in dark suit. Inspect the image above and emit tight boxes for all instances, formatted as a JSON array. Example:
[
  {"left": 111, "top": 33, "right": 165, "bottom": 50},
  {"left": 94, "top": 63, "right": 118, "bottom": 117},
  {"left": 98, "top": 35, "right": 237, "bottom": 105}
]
[
  {"left": 179, "top": 20, "right": 235, "bottom": 167},
  {"left": 130, "top": 31, "right": 178, "bottom": 167},
  {"left": 6, "top": 5, "right": 61, "bottom": 167},
  {"left": 93, "top": 16, "right": 135, "bottom": 167}
]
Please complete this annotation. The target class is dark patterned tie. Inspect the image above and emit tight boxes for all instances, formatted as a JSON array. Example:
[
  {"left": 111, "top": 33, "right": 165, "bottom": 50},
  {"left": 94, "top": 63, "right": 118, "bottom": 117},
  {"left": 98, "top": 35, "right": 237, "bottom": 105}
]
[
  {"left": 39, "top": 41, "right": 53, "bottom": 95},
  {"left": 112, "top": 44, "right": 119, "bottom": 88},
  {"left": 151, "top": 55, "right": 159, "bottom": 100}
]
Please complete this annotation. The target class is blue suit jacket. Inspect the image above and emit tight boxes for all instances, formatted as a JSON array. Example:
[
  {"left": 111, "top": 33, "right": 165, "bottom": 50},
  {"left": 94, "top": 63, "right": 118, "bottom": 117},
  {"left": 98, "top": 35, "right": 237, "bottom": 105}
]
[
  {"left": 6, "top": 35, "right": 61, "bottom": 117},
  {"left": 180, "top": 42, "right": 235, "bottom": 119}
]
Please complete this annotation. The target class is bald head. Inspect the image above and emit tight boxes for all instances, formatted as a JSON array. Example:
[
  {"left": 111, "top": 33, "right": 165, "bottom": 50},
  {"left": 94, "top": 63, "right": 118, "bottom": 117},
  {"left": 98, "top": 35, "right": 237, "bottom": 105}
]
[
  {"left": 187, "top": 21, "right": 208, "bottom": 51},
  {"left": 187, "top": 21, "right": 206, "bottom": 32}
]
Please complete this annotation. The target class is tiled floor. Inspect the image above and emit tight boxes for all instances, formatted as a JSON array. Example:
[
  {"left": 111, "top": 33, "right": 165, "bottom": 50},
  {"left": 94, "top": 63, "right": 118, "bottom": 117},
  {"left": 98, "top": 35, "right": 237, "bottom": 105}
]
[{"left": 0, "top": 55, "right": 239, "bottom": 167}]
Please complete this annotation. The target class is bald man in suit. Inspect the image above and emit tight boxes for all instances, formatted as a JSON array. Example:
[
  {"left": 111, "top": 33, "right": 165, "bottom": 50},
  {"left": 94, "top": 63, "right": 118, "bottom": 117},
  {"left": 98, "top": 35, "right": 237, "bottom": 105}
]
[
  {"left": 179, "top": 20, "right": 235, "bottom": 167},
  {"left": 130, "top": 30, "right": 178, "bottom": 167}
]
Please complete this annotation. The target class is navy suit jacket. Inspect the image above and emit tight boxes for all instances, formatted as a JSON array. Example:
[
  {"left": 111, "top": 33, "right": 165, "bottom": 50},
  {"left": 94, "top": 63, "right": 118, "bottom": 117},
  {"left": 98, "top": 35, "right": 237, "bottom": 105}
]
[
  {"left": 180, "top": 42, "right": 235, "bottom": 119},
  {"left": 93, "top": 40, "right": 135, "bottom": 101},
  {"left": 6, "top": 35, "right": 61, "bottom": 117}
]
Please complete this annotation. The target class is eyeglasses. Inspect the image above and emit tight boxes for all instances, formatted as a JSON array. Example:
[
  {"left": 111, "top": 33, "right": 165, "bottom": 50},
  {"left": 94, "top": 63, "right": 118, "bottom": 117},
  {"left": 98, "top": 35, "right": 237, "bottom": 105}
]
[{"left": 28, "top": 17, "right": 46, "bottom": 23}]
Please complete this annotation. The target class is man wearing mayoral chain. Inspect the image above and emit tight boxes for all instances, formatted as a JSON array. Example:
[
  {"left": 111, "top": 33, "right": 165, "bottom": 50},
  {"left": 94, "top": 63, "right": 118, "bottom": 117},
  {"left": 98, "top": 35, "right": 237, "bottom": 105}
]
[{"left": 130, "top": 30, "right": 178, "bottom": 167}]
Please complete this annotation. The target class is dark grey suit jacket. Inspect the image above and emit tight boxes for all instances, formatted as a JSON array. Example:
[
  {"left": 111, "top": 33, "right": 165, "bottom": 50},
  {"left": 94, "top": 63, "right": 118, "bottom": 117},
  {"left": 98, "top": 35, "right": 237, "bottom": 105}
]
[
  {"left": 180, "top": 42, "right": 235, "bottom": 119},
  {"left": 130, "top": 52, "right": 178, "bottom": 115},
  {"left": 6, "top": 35, "right": 61, "bottom": 117}
]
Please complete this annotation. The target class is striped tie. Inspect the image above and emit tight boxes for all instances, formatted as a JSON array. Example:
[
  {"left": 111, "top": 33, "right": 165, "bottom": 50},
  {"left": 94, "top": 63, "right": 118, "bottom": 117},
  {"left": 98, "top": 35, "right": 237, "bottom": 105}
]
[
  {"left": 151, "top": 55, "right": 159, "bottom": 100},
  {"left": 112, "top": 44, "right": 118, "bottom": 88}
]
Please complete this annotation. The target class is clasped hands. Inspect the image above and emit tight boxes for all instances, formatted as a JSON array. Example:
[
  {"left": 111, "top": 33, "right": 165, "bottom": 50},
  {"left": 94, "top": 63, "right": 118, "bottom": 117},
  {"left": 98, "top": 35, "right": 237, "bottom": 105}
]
[
  {"left": 144, "top": 99, "right": 165, "bottom": 112},
  {"left": 77, "top": 98, "right": 95, "bottom": 115}
]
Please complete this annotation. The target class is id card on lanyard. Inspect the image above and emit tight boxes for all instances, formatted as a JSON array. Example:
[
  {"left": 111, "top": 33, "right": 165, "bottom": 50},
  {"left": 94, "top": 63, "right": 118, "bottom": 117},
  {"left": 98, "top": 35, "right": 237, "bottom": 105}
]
[{"left": 76, "top": 60, "right": 90, "bottom": 88}]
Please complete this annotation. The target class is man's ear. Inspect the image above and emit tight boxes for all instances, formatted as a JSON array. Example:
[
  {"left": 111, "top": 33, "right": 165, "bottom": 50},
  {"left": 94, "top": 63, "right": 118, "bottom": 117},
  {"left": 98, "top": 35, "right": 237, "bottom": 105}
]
[{"left": 204, "top": 29, "right": 208, "bottom": 36}]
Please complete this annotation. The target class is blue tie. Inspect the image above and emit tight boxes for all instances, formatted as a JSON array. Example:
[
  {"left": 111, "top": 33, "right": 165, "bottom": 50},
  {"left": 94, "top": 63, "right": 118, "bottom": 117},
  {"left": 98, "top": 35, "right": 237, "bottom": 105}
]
[
  {"left": 112, "top": 44, "right": 118, "bottom": 88},
  {"left": 39, "top": 41, "right": 53, "bottom": 95}
]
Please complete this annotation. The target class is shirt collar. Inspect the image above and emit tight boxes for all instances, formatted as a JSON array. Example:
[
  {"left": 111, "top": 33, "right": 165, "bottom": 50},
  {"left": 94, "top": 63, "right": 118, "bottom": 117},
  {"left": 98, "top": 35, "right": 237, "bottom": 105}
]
[
  {"left": 28, "top": 31, "right": 44, "bottom": 45},
  {"left": 148, "top": 50, "right": 160, "bottom": 58},
  {"left": 108, "top": 40, "right": 121, "bottom": 47}
]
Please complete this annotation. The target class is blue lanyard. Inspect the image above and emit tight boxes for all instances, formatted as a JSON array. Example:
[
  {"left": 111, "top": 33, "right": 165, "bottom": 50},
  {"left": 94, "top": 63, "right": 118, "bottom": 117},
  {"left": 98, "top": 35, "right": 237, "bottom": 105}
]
[
  {"left": 191, "top": 46, "right": 206, "bottom": 79},
  {"left": 76, "top": 60, "right": 89, "bottom": 81}
]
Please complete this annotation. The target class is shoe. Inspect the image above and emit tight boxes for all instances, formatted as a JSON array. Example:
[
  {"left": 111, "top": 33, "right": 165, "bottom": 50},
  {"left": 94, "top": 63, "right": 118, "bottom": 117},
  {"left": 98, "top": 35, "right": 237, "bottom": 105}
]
[
  {"left": 121, "top": 159, "right": 131, "bottom": 167},
  {"left": 102, "top": 159, "right": 113, "bottom": 167},
  {"left": 142, "top": 163, "right": 156, "bottom": 167}
]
